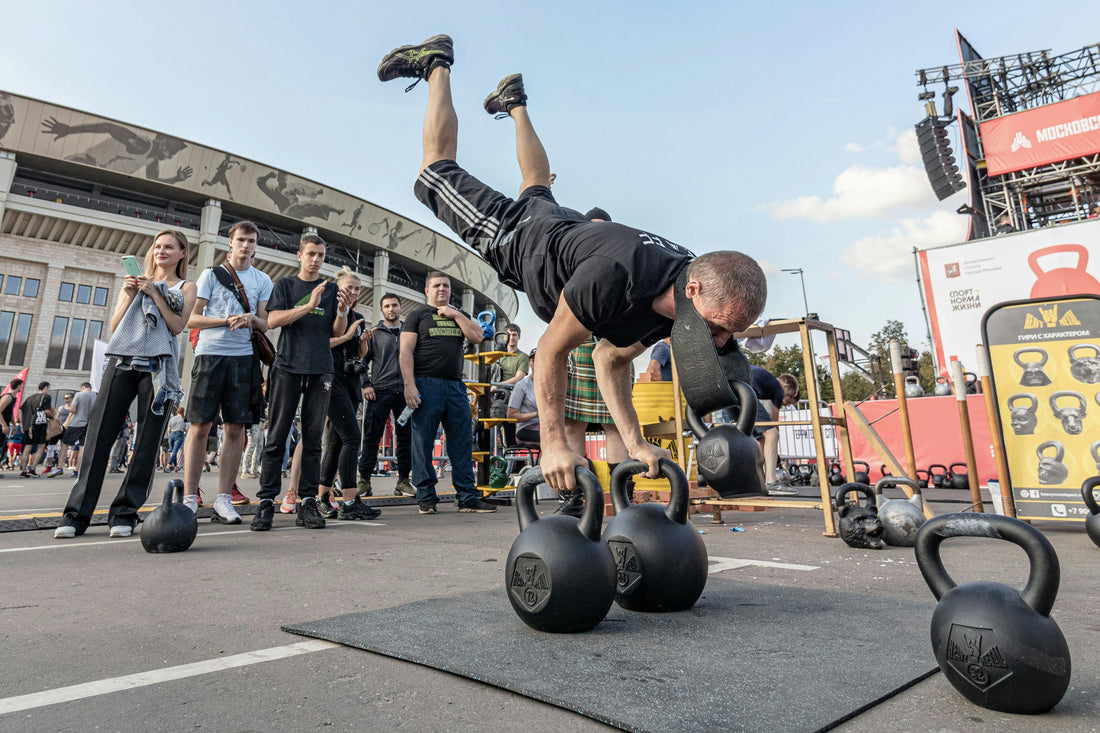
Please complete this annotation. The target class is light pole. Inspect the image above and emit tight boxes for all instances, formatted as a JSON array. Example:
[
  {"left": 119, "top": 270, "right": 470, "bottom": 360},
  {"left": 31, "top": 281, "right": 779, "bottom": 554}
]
[{"left": 782, "top": 268, "right": 810, "bottom": 318}]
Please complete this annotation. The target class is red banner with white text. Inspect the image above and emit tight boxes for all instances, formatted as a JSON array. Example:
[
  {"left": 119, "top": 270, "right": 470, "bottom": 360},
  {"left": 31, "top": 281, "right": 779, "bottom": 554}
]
[{"left": 980, "top": 91, "right": 1100, "bottom": 176}]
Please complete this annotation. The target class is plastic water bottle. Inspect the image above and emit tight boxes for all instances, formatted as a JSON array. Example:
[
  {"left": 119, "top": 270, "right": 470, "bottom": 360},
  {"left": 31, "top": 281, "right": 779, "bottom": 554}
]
[{"left": 397, "top": 405, "right": 415, "bottom": 426}]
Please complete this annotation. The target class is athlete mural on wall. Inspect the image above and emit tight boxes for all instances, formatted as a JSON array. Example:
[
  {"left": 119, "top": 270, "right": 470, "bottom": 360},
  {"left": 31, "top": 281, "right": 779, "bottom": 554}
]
[
  {"left": 256, "top": 169, "right": 344, "bottom": 221},
  {"left": 0, "top": 93, "right": 14, "bottom": 143},
  {"left": 201, "top": 153, "right": 246, "bottom": 198},
  {"left": 40, "top": 116, "right": 193, "bottom": 184}
]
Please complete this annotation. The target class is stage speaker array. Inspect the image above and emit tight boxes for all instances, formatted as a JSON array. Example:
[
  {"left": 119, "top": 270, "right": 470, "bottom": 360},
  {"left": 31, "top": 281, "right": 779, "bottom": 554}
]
[{"left": 915, "top": 117, "right": 965, "bottom": 201}]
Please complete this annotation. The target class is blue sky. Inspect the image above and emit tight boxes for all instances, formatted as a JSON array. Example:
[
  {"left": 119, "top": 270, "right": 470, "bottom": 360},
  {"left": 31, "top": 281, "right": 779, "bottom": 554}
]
[{"left": 1, "top": 1, "right": 1095, "bottom": 363}]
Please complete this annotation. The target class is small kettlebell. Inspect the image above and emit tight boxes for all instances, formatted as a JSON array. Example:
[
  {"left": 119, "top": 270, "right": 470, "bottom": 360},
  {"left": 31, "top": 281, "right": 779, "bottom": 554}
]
[
  {"left": 963, "top": 371, "right": 980, "bottom": 395},
  {"left": 1081, "top": 474, "right": 1100, "bottom": 549},
  {"left": 140, "top": 479, "right": 198, "bottom": 554},
  {"left": 873, "top": 476, "right": 926, "bottom": 547},
  {"left": 476, "top": 310, "right": 496, "bottom": 339},
  {"left": 1007, "top": 393, "right": 1038, "bottom": 435},
  {"left": 915, "top": 513, "right": 1071, "bottom": 714},
  {"left": 834, "top": 483, "right": 884, "bottom": 550},
  {"left": 1068, "top": 343, "right": 1100, "bottom": 384},
  {"left": 489, "top": 456, "right": 508, "bottom": 489},
  {"left": 933, "top": 375, "right": 952, "bottom": 396},
  {"left": 1049, "top": 390, "right": 1087, "bottom": 435},
  {"left": 603, "top": 459, "right": 708, "bottom": 612},
  {"left": 903, "top": 376, "right": 924, "bottom": 398},
  {"left": 853, "top": 460, "right": 870, "bottom": 485},
  {"left": 915, "top": 469, "right": 930, "bottom": 489},
  {"left": 1014, "top": 347, "right": 1052, "bottom": 387},
  {"left": 948, "top": 462, "right": 969, "bottom": 490},
  {"left": 828, "top": 462, "right": 845, "bottom": 487},
  {"left": 506, "top": 466, "right": 616, "bottom": 633},
  {"left": 928, "top": 464, "right": 949, "bottom": 489},
  {"left": 1037, "top": 441, "right": 1069, "bottom": 485},
  {"left": 684, "top": 380, "right": 765, "bottom": 499}
]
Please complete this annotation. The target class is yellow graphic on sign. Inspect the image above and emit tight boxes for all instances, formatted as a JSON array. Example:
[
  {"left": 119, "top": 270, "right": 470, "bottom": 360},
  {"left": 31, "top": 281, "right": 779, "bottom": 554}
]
[{"left": 1023, "top": 304, "right": 1082, "bottom": 329}]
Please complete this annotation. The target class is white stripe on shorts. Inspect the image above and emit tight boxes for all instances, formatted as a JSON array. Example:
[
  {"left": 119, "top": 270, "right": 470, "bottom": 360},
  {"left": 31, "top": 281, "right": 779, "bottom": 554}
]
[{"left": 421, "top": 167, "right": 501, "bottom": 238}]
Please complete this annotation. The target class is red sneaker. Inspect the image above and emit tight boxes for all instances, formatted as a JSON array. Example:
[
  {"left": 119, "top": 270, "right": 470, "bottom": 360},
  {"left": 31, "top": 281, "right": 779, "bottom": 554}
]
[{"left": 230, "top": 484, "right": 251, "bottom": 506}]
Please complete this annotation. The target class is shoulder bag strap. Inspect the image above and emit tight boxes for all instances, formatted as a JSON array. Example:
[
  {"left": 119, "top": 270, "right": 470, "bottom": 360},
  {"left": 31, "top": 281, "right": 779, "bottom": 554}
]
[{"left": 215, "top": 264, "right": 252, "bottom": 313}]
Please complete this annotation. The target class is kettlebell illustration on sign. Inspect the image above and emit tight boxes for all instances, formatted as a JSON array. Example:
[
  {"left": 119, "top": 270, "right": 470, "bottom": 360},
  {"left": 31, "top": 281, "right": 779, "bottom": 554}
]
[
  {"left": 1037, "top": 441, "right": 1069, "bottom": 485},
  {"left": 1068, "top": 344, "right": 1100, "bottom": 384},
  {"left": 1014, "top": 347, "right": 1052, "bottom": 387},
  {"left": 1007, "top": 393, "right": 1038, "bottom": 435},
  {"left": 1028, "top": 244, "right": 1100, "bottom": 298}
]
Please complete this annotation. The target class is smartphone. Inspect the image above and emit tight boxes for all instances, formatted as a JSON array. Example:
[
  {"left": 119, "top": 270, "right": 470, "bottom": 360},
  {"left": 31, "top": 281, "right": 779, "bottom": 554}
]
[{"left": 121, "top": 255, "right": 143, "bottom": 278}]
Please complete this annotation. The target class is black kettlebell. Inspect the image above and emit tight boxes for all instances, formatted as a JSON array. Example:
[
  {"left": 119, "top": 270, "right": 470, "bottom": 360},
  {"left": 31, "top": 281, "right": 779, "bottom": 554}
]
[
  {"left": 828, "top": 462, "right": 845, "bottom": 487},
  {"left": 915, "top": 469, "right": 930, "bottom": 489},
  {"left": 834, "top": 483, "right": 883, "bottom": 550},
  {"left": 684, "top": 380, "right": 765, "bottom": 499},
  {"left": 1082, "top": 474, "right": 1100, "bottom": 549},
  {"left": 506, "top": 466, "right": 616, "bottom": 633},
  {"left": 140, "top": 479, "right": 198, "bottom": 554},
  {"left": 928, "top": 464, "right": 948, "bottom": 489},
  {"left": 880, "top": 464, "right": 893, "bottom": 479},
  {"left": 853, "top": 460, "right": 870, "bottom": 485},
  {"left": 948, "top": 462, "right": 969, "bottom": 490},
  {"left": 915, "top": 513, "right": 1071, "bottom": 714},
  {"left": 603, "top": 458, "right": 707, "bottom": 612}
]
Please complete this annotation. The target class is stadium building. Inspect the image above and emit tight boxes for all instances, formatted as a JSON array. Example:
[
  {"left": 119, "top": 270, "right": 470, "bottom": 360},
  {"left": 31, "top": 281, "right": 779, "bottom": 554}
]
[{"left": 0, "top": 90, "right": 518, "bottom": 393}]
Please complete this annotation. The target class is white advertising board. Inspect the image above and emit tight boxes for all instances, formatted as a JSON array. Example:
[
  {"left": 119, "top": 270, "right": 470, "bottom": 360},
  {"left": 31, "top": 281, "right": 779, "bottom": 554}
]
[{"left": 918, "top": 218, "right": 1100, "bottom": 370}]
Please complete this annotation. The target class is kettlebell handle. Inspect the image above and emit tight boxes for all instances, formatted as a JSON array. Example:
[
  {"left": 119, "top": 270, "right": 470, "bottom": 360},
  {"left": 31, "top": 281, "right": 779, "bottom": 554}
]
[
  {"left": 873, "top": 475, "right": 921, "bottom": 497},
  {"left": 914, "top": 514, "right": 1060, "bottom": 616},
  {"left": 1049, "top": 390, "right": 1086, "bottom": 413},
  {"left": 610, "top": 458, "right": 690, "bottom": 523},
  {"left": 1013, "top": 347, "right": 1048, "bottom": 367},
  {"left": 1037, "top": 440, "right": 1065, "bottom": 462},
  {"left": 490, "top": 456, "right": 507, "bottom": 470},
  {"left": 1068, "top": 343, "right": 1100, "bottom": 360},
  {"left": 1007, "top": 393, "right": 1037, "bottom": 411},
  {"left": 1092, "top": 440, "right": 1100, "bottom": 465},
  {"left": 515, "top": 466, "right": 604, "bottom": 541},
  {"left": 164, "top": 478, "right": 184, "bottom": 508},
  {"left": 1081, "top": 476, "right": 1100, "bottom": 516},
  {"left": 949, "top": 462, "right": 968, "bottom": 474},
  {"left": 684, "top": 379, "right": 758, "bottom": 440},
  {"left": 1028, "top": 243, "right": 1088, "bottom": 278},
  {"left": 835, "top": 482, "right": 875, "bottom": 509}
]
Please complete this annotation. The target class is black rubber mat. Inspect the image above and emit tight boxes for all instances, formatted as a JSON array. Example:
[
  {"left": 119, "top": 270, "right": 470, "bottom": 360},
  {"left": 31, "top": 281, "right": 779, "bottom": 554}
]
[{"left": 284, "top": 577, "right": 938, "bottom": 732}]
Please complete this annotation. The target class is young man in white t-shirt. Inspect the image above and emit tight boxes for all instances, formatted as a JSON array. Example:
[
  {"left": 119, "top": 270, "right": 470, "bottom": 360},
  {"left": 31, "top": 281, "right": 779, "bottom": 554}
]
[{"left": 182, "top": 221, "right": 272, "bottom": 523}]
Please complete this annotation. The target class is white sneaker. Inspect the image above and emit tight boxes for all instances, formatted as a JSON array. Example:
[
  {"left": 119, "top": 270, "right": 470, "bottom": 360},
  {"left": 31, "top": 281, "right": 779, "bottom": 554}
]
[
  {"left": 109, "top": 525, "right": 133, "bottom": 538},
  {"left": 211, "top": 494, "right": 242, "bottom": 525},
  {"left": 279, "top": 493, "right": 298, "bottom": 514},
  {"left": 54, "top": 525, "right": 76, "bottom": 539},
  {"left": 182, "top": 494, "right": 199, "bottom": 514},
  {"left": 46, "top": 468, "right": 64, "bottom": 478}
]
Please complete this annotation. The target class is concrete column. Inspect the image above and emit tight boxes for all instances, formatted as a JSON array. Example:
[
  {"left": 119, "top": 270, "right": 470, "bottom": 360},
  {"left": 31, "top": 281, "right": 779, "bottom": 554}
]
[
  {"left": 182, "top": 200, "right": 224, "bottom": 395},
  {"left": 372, "top": 250, "right": 389, "bottom": 325},
  {"left": 0, "top": 151, "right": 17, "bottom": 222}
]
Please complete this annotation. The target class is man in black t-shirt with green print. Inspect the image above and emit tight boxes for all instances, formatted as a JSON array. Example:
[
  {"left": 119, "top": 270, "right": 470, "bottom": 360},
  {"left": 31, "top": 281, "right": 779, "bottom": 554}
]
[
  {"left": 252, "top": 233, "right": 354, "bottom": 531},
  {"left": 399, "top": 271, "right": 496, "bottom": 514},
  {"left": 379, "top": 35, "right": 769, "bottom": 493}
]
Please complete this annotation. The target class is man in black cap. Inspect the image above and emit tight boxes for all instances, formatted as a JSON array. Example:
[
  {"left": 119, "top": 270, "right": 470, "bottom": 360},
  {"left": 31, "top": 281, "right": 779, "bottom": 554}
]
[{"left": 378, "top": 35, "right": 767, "bottom": 491}]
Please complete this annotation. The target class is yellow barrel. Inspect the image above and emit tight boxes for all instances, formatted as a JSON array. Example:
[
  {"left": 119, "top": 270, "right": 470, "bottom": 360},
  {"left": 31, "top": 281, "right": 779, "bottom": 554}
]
[{"left": 631, "top": 381, "right": 694, "bottom": 489}]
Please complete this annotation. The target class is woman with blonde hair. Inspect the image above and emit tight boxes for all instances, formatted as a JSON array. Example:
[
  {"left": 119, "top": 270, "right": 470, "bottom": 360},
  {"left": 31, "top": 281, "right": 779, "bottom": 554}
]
[{"left": 55, "top": 230, "right": 197, "bottom": 538}]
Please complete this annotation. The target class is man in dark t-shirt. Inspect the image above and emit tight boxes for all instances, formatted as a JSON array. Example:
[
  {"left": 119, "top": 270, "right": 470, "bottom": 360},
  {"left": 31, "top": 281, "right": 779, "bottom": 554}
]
[
  {"left": 379, "top": 35, "right": 768, "bottom": 491},
  {"left": 20, "top": 381, "right": 53, "bottom": 477},
  {"left": 399, "top": 271, "right": 495, "bottom": 514},
  {"left": 252, "top": 234, "right": 353, "bottom": 532}
]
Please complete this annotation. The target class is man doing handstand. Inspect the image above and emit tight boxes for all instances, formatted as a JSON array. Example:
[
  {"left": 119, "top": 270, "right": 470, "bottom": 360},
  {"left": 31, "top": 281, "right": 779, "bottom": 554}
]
[{"left": 378, "top": 35, "right": 767, "bottom": 492}]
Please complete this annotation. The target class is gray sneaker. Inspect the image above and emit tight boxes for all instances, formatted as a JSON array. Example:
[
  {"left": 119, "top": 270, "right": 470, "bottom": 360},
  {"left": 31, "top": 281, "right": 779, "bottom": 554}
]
[
  {"left": 767, "top": 483, "right": 798, "bottom": 496},
  {"left": 395, "top": 478, "right": 416, "bottom": 497},
  {"left": 483, "top": 73, "right": 527, "bottom": 118},
  {"left": 377, "top": 34, "right": 454, "bottom": 87}
]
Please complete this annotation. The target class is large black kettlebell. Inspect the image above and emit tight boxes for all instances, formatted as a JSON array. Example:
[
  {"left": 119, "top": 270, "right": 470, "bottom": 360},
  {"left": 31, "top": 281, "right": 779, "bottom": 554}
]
[
  {"left": 603, "top": 459, "right": 708, "bottom": 612},
  {"left": 506, "top": 466, "right": 616, "bottom": 633},
  {"left": 140, "top": 479, "right": 198, "bottom": 554},
  {"left": 834, "top": 483, "right": 884, "bottom": 550},
  {"left": 914, "top": 513, "right": 1071, "bottom": 714},
  {"left": 1082, "top": 474, "right": 1100, "bottom": 549},
  {"left": 948, "top": 462, "right": 969, "bottom": 490},
  {"left": 685, "top": 380, "right": 765, "bottom": 499},
  {"left": 852, "top": 460, "right": 870, "bottom": 485}
]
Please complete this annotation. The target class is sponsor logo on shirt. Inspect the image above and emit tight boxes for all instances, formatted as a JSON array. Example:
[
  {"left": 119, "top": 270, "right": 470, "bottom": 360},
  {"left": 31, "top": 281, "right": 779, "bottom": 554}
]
[
  {"left": 428, "top": 314, "right": 462, "bottom": 337},
  {"left": 295, "top": 293, "right": 325, "bottom": 316}
]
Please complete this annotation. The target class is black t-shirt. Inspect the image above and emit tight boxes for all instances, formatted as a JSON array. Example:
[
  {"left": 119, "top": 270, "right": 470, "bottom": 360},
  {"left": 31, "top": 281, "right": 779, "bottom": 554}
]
[
  {"left": 751, "top": 366, "right": 785, "bottom": 405},
  {"left": 21, "top": 392, "right": 52, "bottom": 426},
  {"left": 492, "top": 207, "right": 693, "bottom": 347},
  {"left": 332, "top": 308, "right": 365, "bottom": 398},
  {"left": 267, "top": 276, "right": 340, "bottom": 375},
  {"left": 402, "top": 304, "right": 470, "bottom": 380}
]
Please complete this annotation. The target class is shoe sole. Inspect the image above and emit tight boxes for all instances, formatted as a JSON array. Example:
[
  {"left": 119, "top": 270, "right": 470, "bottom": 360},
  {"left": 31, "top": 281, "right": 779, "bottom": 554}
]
[
  {"left": 231, "top": 499, "right": 251, "bottom": 506},
  {"left": 295, "top": 521, "right": 327, "bottom": 529},
  {"left": 418, "top": 506, "right": 437, "bottom": 514},
  {"left": 211, "top": 513, "right": 243, "bottom": 525},
  {"left": 457, "top": 507, "right": 497, "bottom": 513},
  {"left": 279, "top": 505, "right": 297, "bottom": 514},
  {"left": 250, "top": 522, "right": 272, "bottom": 531}
]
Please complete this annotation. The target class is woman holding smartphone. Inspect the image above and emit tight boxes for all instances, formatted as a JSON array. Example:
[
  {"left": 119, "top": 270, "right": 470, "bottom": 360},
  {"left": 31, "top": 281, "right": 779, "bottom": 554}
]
[{"left": 55, "top": 230, "right": 197, "bottom": 538}]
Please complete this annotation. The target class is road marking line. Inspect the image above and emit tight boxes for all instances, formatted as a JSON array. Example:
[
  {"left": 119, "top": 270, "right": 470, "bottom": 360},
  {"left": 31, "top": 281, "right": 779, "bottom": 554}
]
[
  {"left": 0, "top": 640, "right": 337, "bottom": 715},
  {"left": 0, "top": 522, "right": 386, "bottom": 553},
  {"left": 708, "top": 556, "right": 819, "bottom": 574}
]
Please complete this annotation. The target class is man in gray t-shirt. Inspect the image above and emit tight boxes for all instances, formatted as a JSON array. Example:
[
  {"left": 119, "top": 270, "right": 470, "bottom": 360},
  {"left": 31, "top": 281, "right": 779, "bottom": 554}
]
[{"left": 59, "top": 382, "right": 95, "bottom": 478}]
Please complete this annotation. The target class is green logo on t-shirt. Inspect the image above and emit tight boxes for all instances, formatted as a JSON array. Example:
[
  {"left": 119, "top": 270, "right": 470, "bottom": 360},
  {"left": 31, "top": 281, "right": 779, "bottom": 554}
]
[
  {"left": 295, "top": 293, "right": 325, "bottom": 316},
  {"left": 428, "top": 314, "right": 462, "bottom": 337}
]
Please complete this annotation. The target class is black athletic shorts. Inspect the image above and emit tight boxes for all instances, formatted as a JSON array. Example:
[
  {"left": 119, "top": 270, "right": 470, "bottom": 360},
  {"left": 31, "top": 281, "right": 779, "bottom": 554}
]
[
  {"left": 25, "top": 424, "right": 48, "bottom": 447},
  {"left": 186, "top": 354, "right": 255, "bottom": 425},
  {"left": 413, "top": 159, "right": 574, "bottom": 291},
  {"left": 62, "top": 425, "right": 87, "bottom": 447}
]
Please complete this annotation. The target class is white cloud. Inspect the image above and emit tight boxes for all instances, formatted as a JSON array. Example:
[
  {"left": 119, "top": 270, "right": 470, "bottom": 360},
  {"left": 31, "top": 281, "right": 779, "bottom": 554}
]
[
  {"left": 845, "top": 142, "right": 865, "bottom": 153},
  {"left": 756, "top": 258, "right": 783, "bottom": 279},
  {"left": 895, "top": 128, "right": 922, "bottom": 165},
  {"left": 769, "top": 164, "right": 933, "bottom": 221},
  {"left": 842, "top": 210, "right": 968, "bottom": 279}
]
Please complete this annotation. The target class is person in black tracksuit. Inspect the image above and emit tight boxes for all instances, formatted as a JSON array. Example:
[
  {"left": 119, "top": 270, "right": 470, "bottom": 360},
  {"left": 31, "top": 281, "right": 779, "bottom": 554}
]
[
  {"left": 356, "top": 292, "right": 412, "bottom": 497},
  {"left": 317, "top": 267, "right": 381, "bottom": 521}
]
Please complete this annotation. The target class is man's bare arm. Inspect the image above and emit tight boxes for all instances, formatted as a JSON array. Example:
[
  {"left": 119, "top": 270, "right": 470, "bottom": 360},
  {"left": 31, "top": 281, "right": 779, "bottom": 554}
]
[
  {"left": 399, "top": 331, "right": 420, "bottom": 409},
  {"left": 593, "top": 338, "right": 671, "bottom": 477},
  {"left": 534, "top": 293, "right": 593, "bottom": 491}
]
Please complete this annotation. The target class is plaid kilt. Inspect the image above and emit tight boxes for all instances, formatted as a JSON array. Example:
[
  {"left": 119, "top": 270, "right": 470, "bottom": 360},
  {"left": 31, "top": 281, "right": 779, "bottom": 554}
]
[{"left": 564, "top": 339, "right": 634, "bottom": 423}]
